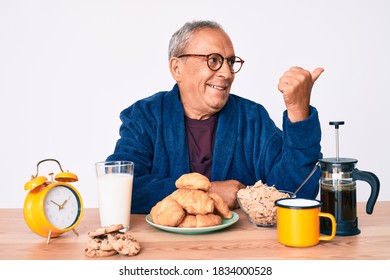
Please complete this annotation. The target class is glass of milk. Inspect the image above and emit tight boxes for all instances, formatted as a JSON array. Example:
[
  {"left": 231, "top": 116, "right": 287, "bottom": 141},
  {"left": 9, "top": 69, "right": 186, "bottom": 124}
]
[{"left": 95, "top": 161, "right": 134, "bottom": 231}]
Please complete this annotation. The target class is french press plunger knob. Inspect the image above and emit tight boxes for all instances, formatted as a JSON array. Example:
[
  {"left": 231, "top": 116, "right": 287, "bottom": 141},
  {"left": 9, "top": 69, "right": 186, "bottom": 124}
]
[{"left": 319, "top": 121, "right": 380, "bottom": 236}]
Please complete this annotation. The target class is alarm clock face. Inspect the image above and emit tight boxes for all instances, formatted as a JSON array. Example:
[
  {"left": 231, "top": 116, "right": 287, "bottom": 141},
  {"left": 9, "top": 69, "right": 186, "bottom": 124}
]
[{"left": 43, "top": 185, "right": 82, "bottom": 229}]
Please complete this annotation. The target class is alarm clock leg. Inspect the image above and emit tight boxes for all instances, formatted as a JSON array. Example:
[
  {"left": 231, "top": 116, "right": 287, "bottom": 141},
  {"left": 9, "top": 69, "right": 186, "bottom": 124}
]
[
  {"left": 46, "top": 229, "right": 53, "bottom": 244},
  {"left": 72, "top": 228, "right": 79, "bottom": 237}
]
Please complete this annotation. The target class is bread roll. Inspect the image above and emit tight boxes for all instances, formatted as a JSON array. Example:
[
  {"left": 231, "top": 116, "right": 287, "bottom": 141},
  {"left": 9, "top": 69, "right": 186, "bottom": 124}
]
[
  {"left": 150, "top": 197, "right": 186, "bottom": 227},
  {"left": 170, "top": 189, "right": 214, "bottom": 215},
  {"left": 208, "top": 192, "right": 232, "bottom": 219},
  {"left": 177, "top": 214, "right": 197, "bottom": 228},
  {"left": 175, "top": 172, "right": 211, "bottom": 191},
  {"left": 196, "top": 214, "right": 222, "bottom": 227}
]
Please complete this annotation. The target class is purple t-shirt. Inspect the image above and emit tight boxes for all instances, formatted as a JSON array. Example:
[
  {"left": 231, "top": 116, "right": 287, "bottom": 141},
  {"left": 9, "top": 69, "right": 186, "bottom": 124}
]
[{"left": 185, "top": 113, "right": 218, "bottom": 179}]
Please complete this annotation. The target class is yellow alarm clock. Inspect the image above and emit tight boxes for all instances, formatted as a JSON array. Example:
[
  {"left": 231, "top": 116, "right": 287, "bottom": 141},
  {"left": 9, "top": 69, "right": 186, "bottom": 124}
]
[{"left": 23, "top": 158, "right": 84, "bottom": 243}]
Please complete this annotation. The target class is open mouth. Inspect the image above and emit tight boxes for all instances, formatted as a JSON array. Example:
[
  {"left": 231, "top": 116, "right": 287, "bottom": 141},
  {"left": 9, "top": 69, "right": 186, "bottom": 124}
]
[{"left": 207, "top": 84, "right": 227, "bottom": 91}]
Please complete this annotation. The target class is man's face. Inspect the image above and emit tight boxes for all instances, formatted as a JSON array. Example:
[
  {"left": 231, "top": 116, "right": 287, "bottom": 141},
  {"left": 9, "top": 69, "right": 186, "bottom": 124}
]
[{"left": 172, "top": 28, "right": 236, "bottom": 119}]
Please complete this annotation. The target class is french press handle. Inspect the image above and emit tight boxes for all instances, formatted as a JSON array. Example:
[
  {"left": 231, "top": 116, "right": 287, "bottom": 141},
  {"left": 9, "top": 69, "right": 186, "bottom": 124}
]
[{"left": 352, "top": 169, "right": 380, "bottom": 214}]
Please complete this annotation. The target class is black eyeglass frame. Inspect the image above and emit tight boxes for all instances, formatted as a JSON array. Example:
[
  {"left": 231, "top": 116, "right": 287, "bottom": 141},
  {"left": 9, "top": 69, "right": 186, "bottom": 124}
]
[{"left": 177, "top": 53, "right": 245, "bottom": 74}]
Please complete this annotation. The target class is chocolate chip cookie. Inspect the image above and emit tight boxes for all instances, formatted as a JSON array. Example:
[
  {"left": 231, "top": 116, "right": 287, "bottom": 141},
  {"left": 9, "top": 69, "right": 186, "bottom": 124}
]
[
  {"left": 107, "top": 231, "right": 141, "bottom": 256},
  {"left": 85, "top": 247, "right": 118, "bottom": 258},
  {"left": 88, "top": 224, "right": 124, "bottom": 238},
  {"left": 87, "top": 235, "right": 114, "bottom": 251}
]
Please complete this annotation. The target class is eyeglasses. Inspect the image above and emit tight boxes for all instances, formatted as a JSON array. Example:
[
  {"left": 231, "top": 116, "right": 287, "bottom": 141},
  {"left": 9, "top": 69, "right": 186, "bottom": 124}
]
[{"left": 177, "top": 53, "right": 245, "bottom": 74}]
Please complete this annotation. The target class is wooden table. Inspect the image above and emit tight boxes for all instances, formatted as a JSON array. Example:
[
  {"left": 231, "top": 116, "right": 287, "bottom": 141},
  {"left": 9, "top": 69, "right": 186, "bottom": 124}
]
[{"left": 0, "top": 202, "right": 389, "bottom": 260}]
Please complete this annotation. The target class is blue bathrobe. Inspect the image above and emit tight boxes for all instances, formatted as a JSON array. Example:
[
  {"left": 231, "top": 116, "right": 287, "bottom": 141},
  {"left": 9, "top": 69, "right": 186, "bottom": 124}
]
[{"left": 107, "top": 84, "right": 322, "bottom": 213}]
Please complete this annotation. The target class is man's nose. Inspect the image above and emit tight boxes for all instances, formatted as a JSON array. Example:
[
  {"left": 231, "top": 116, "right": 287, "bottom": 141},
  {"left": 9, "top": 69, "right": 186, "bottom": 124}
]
[{"left": 217, "top": 59, "right": 233, "bottom": 78}]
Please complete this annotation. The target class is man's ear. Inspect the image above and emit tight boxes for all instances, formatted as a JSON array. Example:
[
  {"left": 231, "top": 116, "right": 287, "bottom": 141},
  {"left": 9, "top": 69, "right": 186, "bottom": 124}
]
[{"left": 169, "top": 57, "right": 182, "bottom": 82}]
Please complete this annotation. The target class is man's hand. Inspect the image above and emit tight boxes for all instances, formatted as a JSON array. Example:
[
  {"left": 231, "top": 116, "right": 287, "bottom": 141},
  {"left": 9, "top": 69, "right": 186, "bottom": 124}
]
[
  {"left": 209, "top": 180, "right": 245, "bottom": 210},
  {"left": 278, "top": 67, "right": 324, "bottom": 122}
]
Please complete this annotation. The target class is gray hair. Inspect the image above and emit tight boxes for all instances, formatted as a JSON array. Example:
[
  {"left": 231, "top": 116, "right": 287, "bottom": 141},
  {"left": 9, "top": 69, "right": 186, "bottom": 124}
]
[{"left": 168, "top": 20, "right": 224, "bottom": 59}]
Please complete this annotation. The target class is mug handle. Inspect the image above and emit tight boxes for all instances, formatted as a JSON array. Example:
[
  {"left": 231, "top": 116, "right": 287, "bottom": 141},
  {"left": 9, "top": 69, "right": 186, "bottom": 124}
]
[{"left": 318, "top": 212, "right": 336, "bottom": 241}]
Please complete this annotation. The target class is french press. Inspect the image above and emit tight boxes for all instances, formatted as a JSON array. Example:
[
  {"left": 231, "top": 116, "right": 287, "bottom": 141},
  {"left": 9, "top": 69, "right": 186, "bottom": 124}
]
[{"left": 319, "top": 121, "right": 380, "bottom": 236}]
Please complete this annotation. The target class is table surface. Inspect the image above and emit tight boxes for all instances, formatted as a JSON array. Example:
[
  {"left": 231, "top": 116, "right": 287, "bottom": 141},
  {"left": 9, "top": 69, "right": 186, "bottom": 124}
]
[{"left": 1, "top": 201, "right": 389, "bottom": 260}]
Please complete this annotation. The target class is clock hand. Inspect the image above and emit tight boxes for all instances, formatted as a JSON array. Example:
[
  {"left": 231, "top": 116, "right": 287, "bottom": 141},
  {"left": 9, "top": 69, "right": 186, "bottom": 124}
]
[
  {"left": 50, "top": 200, "right": 62, "bottom": 210},
  {"left": 59, "top": 199, "right": 68, "bottom": 210}
]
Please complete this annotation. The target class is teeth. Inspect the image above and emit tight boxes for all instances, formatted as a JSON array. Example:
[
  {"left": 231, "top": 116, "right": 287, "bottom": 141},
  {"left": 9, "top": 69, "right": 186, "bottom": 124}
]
[{"left": 209, "top": 84, "right": 225, "bottom": 90}]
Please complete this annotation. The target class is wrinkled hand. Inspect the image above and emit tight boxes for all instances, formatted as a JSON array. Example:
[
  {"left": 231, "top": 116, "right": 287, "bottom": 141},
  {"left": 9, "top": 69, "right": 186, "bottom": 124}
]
[
  {"left": 209, "top": 180, "right": 245, "bottom": 210},
  {"left": 278, "top": 67, "right": 324, "bottom": 122}
]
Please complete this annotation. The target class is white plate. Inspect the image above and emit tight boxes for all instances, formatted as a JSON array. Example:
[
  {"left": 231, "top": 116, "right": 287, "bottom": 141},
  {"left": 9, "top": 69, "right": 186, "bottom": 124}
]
[{"left": 145, "top": 211, "right": 239, "bottom": 234}]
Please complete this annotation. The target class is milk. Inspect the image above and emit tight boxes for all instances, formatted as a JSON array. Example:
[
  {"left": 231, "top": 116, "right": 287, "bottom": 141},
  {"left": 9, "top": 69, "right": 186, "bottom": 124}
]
[{"left": 96, "top": 173, "right": 133, "bottom": 229}]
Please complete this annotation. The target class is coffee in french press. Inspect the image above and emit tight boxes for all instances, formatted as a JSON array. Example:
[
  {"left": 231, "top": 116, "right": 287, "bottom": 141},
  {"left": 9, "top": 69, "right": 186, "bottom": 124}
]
[{"left": 319, "top": 121, "right": 380, "bottom": 236}]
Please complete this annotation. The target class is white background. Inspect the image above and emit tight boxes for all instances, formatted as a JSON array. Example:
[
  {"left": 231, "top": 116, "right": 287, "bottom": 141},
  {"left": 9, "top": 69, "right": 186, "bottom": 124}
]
[
  {"left": 1, "top": 0, "right": 389, "bottom": 209},
  {"left": 1, "top": 260, "right": 389, "bottom": 279}
]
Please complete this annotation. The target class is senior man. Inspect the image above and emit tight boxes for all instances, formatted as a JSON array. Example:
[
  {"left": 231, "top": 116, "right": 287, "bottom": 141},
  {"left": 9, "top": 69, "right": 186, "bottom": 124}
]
[{"left": 107, "top": 20, "right": 324, "bottom": 213}]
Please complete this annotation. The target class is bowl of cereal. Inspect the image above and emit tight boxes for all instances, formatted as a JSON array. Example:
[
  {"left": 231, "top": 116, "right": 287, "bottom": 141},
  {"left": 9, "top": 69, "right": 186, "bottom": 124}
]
[{"left": 237, "top": 181, "right": 295, "bottom": 227}]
